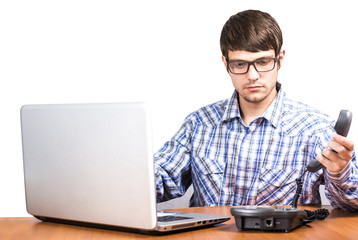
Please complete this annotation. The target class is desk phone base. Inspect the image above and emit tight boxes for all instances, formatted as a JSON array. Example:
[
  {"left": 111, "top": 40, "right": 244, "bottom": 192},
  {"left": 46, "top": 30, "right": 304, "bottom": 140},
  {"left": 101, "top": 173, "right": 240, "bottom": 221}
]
[{"left": 231, "top": 206, "right": 307, "bottom": 232}]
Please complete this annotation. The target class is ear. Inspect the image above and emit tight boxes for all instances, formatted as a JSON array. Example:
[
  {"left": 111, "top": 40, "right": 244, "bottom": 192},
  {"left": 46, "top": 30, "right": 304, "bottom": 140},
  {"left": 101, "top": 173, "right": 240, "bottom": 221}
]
[
  {"left": 279, "top": 50, "right": 285, "bottom": 62},
  {"left": 222, "top": 56, "right": 228, "bottom": 70},
  {"left": 277, "top": 50, "right": 286, "bottom": 70}
]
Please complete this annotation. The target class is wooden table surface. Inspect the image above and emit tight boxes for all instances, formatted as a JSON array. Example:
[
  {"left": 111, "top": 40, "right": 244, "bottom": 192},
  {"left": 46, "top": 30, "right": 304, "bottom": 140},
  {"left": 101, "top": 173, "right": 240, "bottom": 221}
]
[{"left": 1, "top": 205, "right": 358, "bottom": 240}]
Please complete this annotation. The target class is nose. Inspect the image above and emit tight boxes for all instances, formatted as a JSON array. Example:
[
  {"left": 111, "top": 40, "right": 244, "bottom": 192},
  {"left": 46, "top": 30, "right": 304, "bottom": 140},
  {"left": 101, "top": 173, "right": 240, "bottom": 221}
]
[{"left": 247, "top": 64, "right": 259, "bottom": 81}]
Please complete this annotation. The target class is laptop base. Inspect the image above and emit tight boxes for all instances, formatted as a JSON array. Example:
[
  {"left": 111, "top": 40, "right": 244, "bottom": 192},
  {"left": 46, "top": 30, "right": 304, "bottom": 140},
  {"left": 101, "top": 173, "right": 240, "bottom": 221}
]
[{"left": 34, "top": 215, "right": 228, "bottom": 235}]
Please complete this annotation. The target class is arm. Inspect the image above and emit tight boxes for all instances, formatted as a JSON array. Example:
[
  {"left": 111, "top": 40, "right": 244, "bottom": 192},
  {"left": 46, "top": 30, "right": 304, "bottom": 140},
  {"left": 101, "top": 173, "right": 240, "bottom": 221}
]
[
  {"left": 154, "top": 118, "right": 193, "bottom": 202},
  {"left": 317, "top": 135, "right": 358, "bottom": 211}
]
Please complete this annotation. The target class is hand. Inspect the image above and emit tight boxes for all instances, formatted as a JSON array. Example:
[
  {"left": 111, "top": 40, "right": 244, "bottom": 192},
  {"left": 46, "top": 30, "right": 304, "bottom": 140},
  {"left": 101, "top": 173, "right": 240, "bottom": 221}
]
[{"left": 316, "top": 134, "right": 355, "bottom": 173}]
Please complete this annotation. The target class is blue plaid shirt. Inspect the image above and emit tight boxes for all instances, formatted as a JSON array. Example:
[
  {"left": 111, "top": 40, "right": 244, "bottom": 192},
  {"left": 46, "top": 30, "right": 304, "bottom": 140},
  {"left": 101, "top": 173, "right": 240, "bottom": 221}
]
[{"left": 154, "top": 89, "right": 358, "bottom": 211}]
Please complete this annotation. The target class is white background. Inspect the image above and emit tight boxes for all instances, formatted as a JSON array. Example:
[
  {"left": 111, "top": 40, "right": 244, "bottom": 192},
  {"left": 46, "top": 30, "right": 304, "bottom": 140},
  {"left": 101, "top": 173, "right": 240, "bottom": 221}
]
[{"left": 1, "top": 0, "right": 357, "bottom": 216}]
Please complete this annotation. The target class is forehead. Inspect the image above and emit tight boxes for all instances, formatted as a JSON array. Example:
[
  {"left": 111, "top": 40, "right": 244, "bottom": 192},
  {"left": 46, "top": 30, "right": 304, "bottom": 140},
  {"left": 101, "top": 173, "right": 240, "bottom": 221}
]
[{"left": 227, "top": 50, "right": 275, "bottom": 61}]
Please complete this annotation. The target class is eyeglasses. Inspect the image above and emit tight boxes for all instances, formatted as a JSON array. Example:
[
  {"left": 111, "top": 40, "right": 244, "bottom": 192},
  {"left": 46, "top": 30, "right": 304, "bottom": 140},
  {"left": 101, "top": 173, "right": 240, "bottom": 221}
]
[{"left": 226, "top": 55, "right": 280, "bottom": 74}]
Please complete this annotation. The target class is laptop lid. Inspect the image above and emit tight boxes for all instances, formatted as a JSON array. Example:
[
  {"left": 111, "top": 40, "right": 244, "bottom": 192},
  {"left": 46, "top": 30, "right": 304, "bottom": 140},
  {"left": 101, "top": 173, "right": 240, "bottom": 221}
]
[{"left": 21, "top": 102, "right": 158, "bottom": 230}]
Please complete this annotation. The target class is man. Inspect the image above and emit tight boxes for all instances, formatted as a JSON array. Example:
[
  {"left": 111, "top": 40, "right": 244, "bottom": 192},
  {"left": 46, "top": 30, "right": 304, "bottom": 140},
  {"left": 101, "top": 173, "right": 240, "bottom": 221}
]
[{"left": 154, "top": 10, "right": 357, "bottom": 211}]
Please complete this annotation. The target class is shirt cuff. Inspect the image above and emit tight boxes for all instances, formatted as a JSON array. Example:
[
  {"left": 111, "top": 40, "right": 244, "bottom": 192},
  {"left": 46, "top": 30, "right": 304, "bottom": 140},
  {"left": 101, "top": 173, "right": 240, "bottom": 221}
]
[{"left": 325, "top": 161, "right": 352, "bottom": 184}]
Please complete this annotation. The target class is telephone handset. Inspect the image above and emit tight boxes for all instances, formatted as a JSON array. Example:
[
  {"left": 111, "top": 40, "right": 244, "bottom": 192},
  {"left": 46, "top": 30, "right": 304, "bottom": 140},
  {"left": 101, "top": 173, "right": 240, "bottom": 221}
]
[{"left": 307, "top": 110, "right": 353, "bottom": 173}]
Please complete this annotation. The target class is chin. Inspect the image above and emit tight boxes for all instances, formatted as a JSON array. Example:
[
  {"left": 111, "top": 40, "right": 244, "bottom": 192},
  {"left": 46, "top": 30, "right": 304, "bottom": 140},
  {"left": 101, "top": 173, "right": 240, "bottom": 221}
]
[
  {"left": 247, "top": 97, "right": 266, "bottom": 103},
  {"left": 243, "top": 93, "right": 267, "bottom": 103}
]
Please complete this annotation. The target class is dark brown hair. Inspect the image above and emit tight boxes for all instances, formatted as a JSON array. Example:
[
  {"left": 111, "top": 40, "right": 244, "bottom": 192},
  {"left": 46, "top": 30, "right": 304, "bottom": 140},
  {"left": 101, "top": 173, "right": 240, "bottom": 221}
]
[{"left": 220, "top": 10, "right": 283, "bottom": 60}]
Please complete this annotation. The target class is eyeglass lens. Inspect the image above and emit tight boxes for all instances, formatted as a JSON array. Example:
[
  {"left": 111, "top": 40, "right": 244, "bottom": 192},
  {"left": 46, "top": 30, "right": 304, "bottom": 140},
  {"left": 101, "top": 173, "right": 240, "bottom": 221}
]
[{"left": 228, "top": 58, "right": 276, "bottom": 74}]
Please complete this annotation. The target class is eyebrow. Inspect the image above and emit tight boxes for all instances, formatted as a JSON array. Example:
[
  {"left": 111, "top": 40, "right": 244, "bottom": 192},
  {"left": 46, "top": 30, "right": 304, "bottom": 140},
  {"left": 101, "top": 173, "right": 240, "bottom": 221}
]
[{"left": 228, "top": 55, "right": 275, "bottom": 62}]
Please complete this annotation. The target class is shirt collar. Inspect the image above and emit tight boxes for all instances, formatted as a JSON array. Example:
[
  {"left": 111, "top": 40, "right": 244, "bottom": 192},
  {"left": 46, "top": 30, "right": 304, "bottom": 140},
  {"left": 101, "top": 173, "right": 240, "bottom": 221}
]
[
  {"left": 222, "top": 89, "right": 285, "bottom": 128},
  {"left": 261, "top": 89, "right": 285, "bottom": 128},
  {"left": 221, "top": 91, "right": 241, "bottom": 122}
]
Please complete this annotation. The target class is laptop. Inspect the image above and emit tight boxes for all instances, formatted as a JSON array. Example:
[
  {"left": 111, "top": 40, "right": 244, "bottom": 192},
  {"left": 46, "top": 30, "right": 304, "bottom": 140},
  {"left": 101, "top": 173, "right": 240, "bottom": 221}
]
[{"left": 20, "top": 102, "right": 230, "bottom": 233}]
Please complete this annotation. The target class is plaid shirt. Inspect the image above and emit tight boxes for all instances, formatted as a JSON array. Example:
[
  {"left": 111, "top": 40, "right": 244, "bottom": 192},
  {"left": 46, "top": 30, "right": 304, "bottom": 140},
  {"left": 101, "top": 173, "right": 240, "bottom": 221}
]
[{"left": 154, "top": 89, "right": 358, "bottom": 211}]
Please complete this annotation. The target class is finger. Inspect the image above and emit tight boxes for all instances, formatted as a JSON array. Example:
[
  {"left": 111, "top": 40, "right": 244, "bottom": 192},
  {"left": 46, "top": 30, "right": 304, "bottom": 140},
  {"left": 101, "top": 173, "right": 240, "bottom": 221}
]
[
  {"left": 327, "top": 140, "right": 353, "bottom": 160},
  {"left": 321, "top": 149, "right": 338, "bottom": 162},
  {"left": 333, "top": 133, "right": 354, "bottom": 151},
  {"left": 316, "top": 153, "right": 340, "bottom": 172},
  {"left": 319, "top": 149, "right": 348, "bottom": 172}
]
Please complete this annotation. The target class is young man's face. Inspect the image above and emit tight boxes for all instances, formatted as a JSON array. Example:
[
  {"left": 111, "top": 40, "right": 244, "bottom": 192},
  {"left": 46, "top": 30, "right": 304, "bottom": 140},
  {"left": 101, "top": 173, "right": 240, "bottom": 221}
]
[{"left": 223, "top": 49, "right": 284, "bottom": 105}]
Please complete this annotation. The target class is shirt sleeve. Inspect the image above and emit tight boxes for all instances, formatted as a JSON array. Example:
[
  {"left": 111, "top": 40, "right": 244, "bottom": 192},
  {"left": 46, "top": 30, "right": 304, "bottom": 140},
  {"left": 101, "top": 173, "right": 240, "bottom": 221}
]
[
  {"left": 154, "top": 116, "right": 193, "bottom": 202},
  {"left": 324, "top": 151, "right": 358, "bottom": 211}
]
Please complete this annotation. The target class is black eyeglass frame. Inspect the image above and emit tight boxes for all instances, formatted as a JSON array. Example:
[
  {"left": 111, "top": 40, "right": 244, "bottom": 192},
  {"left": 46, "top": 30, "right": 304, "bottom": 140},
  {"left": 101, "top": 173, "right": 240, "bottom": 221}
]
[{"left": 226, "top": 55, "right": 280, "bottom": 75}]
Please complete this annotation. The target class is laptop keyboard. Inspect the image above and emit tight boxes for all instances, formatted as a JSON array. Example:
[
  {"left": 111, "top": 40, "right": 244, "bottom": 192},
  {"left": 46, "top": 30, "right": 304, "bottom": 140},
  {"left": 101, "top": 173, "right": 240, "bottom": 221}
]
[{"left": 157, "top": 216, "right": 193, "bottom": 222}]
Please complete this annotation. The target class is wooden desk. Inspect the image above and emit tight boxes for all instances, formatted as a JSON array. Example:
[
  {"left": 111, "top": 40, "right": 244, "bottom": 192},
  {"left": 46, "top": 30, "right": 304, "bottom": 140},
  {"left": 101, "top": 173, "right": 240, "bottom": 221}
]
[{"left": 1, "top": 206, "right": 358, "bottom": 240}]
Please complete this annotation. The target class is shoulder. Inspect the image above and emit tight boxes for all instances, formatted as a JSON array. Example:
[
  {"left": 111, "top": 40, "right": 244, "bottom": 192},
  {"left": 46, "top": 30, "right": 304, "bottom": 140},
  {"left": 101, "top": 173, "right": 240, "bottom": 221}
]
[
  {"left": 280, "top": 94, "right": 335, "bottom": 136},
  {"left": 184, "top": 98, "right": 229, "bottom": 127}
]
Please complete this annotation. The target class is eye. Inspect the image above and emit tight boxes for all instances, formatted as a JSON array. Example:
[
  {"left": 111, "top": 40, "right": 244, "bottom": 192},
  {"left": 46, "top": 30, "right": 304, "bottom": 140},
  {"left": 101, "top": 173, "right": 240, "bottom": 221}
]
[
  {"left": 230, "top": 61, "right": 247, "bottom": 69},
  {"left": 255, "top": 58, "right": 272, "bottom": 66}
]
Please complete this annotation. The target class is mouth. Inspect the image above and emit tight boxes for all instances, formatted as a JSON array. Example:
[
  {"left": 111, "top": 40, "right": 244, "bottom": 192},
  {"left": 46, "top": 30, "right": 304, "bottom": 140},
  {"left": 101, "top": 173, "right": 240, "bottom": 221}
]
[{"left": 246, "top": 85, "right": 263, "bottom": 91}]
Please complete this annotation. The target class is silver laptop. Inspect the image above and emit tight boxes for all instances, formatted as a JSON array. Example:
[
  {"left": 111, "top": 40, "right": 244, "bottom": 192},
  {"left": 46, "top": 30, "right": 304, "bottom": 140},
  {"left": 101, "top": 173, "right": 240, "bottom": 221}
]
[{"left": 20, "top": 102, "right": 230, "bottom": 233}]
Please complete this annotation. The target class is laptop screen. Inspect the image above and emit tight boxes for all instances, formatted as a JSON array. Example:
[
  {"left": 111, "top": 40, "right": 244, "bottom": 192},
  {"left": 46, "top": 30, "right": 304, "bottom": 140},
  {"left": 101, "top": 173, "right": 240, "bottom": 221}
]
[{"left": 21, "top": 102, "right": 157, "bottom": 230}]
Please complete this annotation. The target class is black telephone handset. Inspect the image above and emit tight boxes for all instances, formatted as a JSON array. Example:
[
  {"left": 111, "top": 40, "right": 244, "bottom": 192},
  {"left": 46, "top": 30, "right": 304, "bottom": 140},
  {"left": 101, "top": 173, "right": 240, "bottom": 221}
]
[{"left": 307, "top": 110, "right": 353, "bottom": 173}]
